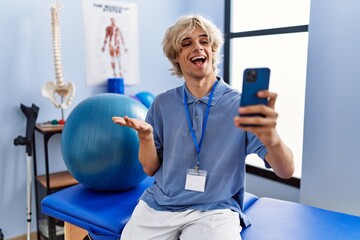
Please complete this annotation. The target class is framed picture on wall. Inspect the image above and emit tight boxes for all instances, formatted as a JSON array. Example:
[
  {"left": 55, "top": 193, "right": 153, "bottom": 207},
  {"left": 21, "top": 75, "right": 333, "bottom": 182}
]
[{"left": 82, "top": 0, "right": 140, "bottom": 86}]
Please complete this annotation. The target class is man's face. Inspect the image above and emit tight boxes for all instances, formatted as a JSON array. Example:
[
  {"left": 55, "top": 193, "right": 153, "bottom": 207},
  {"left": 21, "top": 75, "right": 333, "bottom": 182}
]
[{"left": 175, "top": 27, "right": 214, "bottom": 79}]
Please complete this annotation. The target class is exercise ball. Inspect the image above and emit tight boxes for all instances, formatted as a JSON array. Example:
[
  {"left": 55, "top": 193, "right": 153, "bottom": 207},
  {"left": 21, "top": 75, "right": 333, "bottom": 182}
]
[
  {"left": 61, "top": 93, "right": 148, "bottom": 191},
  {"left": 135, "top": 91, "right": 155, "bottom": 108}
]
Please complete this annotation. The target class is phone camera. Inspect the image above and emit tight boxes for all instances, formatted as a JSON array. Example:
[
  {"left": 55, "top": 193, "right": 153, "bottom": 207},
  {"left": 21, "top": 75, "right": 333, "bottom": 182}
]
[{"left": 246, "top": 69, "right": 257, "bottom": 83}]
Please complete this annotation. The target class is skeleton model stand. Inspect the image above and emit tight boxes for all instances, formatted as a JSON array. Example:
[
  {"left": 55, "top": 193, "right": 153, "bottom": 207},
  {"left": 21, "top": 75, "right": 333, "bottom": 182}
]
[{"left": 42, "top": 1, "right": 75, "bottom": 120}]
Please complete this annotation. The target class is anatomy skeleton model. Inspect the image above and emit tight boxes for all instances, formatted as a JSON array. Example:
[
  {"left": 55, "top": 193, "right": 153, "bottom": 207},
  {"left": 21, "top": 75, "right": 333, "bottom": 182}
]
[{"left": 42, "top": 1, "right": 75, "bottom": 119}]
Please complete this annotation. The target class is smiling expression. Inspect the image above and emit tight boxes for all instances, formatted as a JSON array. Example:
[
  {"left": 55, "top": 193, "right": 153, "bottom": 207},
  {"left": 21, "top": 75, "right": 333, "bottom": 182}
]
[{"left": 175, "top": 27, "right": 215, "bottom": 80}]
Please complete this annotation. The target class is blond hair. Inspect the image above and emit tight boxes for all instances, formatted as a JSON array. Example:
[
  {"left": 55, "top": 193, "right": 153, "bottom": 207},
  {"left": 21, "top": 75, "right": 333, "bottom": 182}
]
[{"left": 162, "top": 15, "right": 224, "bottom": 78}]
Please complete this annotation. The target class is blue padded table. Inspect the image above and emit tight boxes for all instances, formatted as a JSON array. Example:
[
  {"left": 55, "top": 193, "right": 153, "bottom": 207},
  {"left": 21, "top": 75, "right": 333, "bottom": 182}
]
[
  {"left": 43, "top": 177, "right": 360, "bottom": 240},
  {"left": 241, "top": 197, "right": 360, "bottom": 240},
  {"left": 42, "top": 177, "right": 155, "bottom": 240},
  {"left": 243, "top": 192, "right": 259, "bottom": 211},
  {"left": 42, "top": 177, "right": 259, "bottom": 240}
]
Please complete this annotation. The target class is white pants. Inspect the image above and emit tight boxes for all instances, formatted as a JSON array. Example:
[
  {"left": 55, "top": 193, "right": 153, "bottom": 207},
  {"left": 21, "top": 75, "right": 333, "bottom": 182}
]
[{"left": 120, "top": 200, "right": 242, "bottom": 240}]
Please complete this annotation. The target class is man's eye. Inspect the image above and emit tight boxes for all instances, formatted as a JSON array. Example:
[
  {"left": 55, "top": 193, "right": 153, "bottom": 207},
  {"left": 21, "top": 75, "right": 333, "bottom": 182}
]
[
  {"left": 201, "top": 40, "right": 209, "bottom": 45},
  {"left": 181, "top": 42, "right": 191, "bottom": 47}
]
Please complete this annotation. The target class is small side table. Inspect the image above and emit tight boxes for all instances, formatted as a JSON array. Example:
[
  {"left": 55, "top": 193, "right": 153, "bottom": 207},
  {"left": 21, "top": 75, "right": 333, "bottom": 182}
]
[{"left": 32, "top": 124, "right": 78, "bottom": 240}]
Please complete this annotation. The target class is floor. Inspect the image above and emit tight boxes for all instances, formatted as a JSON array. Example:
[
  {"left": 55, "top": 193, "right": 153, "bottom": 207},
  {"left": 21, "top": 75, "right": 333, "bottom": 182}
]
[{"left": 9, "top": 232, "right": 37, "bottom": 240}]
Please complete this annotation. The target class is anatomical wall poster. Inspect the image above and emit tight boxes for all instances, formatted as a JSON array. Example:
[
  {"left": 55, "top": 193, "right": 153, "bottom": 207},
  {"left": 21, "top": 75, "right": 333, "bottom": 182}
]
[{"left": 82, "top": 0, "right": 139, "bottom": 85}]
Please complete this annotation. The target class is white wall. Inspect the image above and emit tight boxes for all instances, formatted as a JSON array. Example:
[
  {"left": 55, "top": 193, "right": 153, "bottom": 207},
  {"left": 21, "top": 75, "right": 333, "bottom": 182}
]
[
  {"left": 0, "top": 0, "right": 223, "bottom": 238},
  {"left": 300, "top": 0, "right": 360, "bottom": 215}
]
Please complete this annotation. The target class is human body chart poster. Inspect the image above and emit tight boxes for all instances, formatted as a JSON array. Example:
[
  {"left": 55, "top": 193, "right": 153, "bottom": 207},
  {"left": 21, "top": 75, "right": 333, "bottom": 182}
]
[{"left": 82, "top": 0, "right": 139, "bottom": 86}]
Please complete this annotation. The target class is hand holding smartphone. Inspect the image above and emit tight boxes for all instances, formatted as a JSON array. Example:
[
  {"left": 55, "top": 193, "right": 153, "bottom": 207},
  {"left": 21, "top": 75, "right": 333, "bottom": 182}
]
[{"left": 239, "top": 67, "right": 270, "bottom": 123}]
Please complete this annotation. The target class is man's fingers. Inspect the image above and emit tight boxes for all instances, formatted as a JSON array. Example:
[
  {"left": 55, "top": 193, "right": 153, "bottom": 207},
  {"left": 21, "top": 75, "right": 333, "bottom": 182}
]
[
  {"left": 112, "top": 116, "right": 126, "bottom": 125},
  {"left": 113, "top": 116, "right": 151, "bottom": 134},
  {"left": 257, "top": 90, "right": 277, "bottom": 109}
]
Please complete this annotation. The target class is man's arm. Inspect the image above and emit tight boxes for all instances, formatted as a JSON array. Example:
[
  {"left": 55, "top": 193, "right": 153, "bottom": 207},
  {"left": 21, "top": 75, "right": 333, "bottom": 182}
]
[
  {"left": 259, "top": 130, "right": 294, "bottom": 179},
  {"left": 233, "top": 90, "right": 294, "bottom": 179},
  {"left": 112, "top": 116, "right": 161, "bottom": 176}
]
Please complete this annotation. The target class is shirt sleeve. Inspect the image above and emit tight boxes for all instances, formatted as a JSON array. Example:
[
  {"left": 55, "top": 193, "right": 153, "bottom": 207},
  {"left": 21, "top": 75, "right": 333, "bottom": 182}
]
[
  {"left": 245, "top": 131, "right": 270, "bottom": 168},
  {"left": 145, "top": 97, "right": 163, "bottom": 160}
]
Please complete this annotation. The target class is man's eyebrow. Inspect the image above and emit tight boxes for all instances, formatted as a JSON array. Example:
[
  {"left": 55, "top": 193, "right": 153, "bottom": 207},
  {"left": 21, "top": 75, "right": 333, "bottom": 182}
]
[
  {"left": 181, "top": 34, "right": 209, "bottom": 42},
  {"left": 181, "top": 37, "right": 191, "bottom": 42}
]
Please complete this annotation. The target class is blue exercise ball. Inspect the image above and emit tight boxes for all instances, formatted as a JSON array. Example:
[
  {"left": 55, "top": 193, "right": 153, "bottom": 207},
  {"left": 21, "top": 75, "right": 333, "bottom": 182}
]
[
  {"left": 135, "top": 91, "right": 155, "bottom": 108},
  {"left": 61, "top": 93, "right": 148, "bottom": 191}
]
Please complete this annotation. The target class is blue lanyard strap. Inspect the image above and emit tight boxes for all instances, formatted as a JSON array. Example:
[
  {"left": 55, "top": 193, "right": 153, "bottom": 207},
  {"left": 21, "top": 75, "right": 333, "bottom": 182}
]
[{"left": 183, "top": 80, "right": 218, "bottom": 169}]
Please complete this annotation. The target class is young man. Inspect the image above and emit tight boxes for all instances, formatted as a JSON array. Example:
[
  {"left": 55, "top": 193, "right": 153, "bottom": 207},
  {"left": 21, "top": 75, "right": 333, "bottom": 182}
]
[{"left": 113, "top": 15, "right": 294, "bottom": 240}]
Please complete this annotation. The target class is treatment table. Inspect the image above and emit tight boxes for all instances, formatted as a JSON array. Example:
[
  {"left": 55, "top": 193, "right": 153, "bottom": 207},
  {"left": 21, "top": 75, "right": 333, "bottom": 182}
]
[{"left": 41, "top": 177, "right": 360, "bottom": 240}]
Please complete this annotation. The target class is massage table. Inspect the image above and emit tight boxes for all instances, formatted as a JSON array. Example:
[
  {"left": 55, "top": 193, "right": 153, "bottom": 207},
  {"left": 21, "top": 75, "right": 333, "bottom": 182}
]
[{"left": 42, "top": 177, "right": 360, "bottom": 239}]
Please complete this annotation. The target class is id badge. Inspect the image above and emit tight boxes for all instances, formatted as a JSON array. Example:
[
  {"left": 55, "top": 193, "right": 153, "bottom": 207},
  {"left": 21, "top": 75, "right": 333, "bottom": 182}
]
[{"left": 185, "top": 169, "right": 207, "bottom": 192}]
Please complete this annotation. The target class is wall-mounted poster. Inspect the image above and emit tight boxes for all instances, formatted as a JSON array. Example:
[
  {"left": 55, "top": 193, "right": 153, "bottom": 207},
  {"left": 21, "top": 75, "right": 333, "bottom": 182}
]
[{"left": 82, "top": 0, "right": 139, "bottom": 85}]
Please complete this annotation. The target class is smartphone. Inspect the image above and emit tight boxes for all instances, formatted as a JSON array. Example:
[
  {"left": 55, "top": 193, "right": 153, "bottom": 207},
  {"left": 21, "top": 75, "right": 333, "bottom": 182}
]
[{"left": 240, "top": 67, "right": 270, "bottom": 118}]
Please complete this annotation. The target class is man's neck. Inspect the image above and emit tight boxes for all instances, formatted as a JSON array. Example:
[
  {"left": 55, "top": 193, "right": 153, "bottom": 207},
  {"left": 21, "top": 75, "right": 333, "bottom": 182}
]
[{"left": 185, "top": 74, "right": 217, "bottom": 98}]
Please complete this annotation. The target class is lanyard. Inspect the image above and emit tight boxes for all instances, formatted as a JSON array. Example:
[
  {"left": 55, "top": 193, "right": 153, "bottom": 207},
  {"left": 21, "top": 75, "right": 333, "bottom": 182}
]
[{"left": 183, "top": 80, "right": 218, "bottom": 171}]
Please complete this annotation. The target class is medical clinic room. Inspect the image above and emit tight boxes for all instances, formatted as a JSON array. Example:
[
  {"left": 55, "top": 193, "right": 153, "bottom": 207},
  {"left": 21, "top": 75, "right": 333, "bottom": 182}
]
[{"left": 1, "top": 0, "right": 360, "bottom": 239}]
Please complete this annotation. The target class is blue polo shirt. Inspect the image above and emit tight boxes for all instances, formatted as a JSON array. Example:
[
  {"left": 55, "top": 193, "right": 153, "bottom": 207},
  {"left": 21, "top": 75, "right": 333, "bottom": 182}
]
[{"left": 140, "top": 77, "right": 268, "bottom": 227}]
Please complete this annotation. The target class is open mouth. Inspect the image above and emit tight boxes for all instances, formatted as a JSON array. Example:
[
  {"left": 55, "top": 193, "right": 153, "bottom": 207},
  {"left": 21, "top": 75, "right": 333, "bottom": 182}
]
[{"left": 190, "top": 56, "right": 206, "bottom": 65}]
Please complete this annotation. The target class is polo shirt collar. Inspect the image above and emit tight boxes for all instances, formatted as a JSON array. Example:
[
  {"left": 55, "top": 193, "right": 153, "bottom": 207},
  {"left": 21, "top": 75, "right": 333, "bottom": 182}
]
[{"left": 182, "top": 77, "right": 226, "bottom": 106}]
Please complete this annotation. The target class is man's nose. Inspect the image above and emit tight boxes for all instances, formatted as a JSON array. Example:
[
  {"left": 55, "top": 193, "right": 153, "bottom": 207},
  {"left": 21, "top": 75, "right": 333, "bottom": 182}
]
[{"left": 193, "top": 42, "right": 203, "bottom": 51}]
